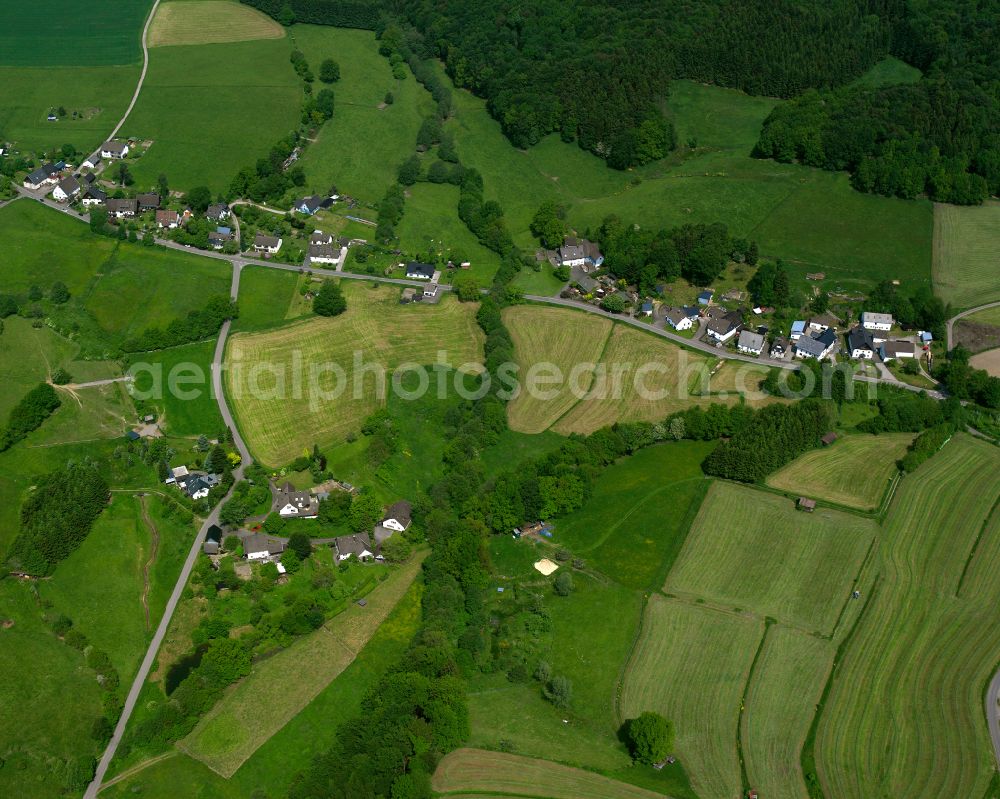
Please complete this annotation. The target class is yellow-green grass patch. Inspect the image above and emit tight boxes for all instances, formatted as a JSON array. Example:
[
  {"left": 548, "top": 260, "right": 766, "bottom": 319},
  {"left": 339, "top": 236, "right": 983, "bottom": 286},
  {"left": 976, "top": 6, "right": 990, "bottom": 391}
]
[
  {"left": 933, "top": 201, "right": 1000, "bottom": 309},
  {"left": 226, "top": 283, "right": 483, "bottom": 465},
  {"left": 665, "top": 482, "right": 875, "bottom": 634},
  {"left": 816, "top": 435, "right": 1000, "bottom": 798},
  {"left": 503, "top": 305, "right": 613, "bottom": 433},
  {"left": 742, "top": 625, "right": 833, "bottom": 799},
  {"left": 766, "top": 433, "right": 913, "bottom": 510},
  {"left": 432, "top": 748, "right": 665, "bottom": 799},
  {"left": 180, "top": 552, "right": 426, "bottom": 776},
  {"left": 44, "top": 379, "right": 136, "bottom": 444},
  {"left": 233, "top": 265, "right": 302, "bottom": 331},
  {"left": 0, "top": 315, "right": 78, "bottom": 418},
  {"left": 620, "top": 596, "right": 763, "bottom": 799},
  {"left": 149, "top": 0, "right": 284, "bottom": 47}
]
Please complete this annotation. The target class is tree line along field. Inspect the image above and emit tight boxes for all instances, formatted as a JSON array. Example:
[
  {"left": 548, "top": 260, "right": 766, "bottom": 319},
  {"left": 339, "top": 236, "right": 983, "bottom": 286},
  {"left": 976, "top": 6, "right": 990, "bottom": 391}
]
[
  {"left": 224, "top": 282, "right": 485, "bottom": 466},
  {"left": 766, "top": 432, "right": 914, "bottom": 510},
  {"left": 0, "top": 492, "right": 195, "bottom": 799},
  {"left": 932, "top": 201, "right": 1000, "bottom": 310},
  {"left": 0, "top": 0, "right": 149, "bottom": 153},
  {"left": 148, "top": 0, "right": 284, "bottom": 48}
]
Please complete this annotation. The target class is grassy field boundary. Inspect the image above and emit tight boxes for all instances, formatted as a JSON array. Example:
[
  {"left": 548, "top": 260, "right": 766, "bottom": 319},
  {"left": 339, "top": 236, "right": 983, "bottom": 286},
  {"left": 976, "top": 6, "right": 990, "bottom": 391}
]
[
  {"left": 956, "top": 494, "right": 1000, "bottom": 598},
  {"left": 736, "top": 618, "right": 775, "bottom": 796},
  {"left": 827, "top": 534, "right": 878, "bottom": 641},
  {"left": 545, "top": 321, "right": 616, "bottom": 431}
]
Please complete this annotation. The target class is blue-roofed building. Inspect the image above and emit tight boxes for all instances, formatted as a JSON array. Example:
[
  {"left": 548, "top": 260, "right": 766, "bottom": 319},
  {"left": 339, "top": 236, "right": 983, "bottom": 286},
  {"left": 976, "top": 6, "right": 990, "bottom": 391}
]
[
  {"left": 216, "top": 225, "right": 231, "bottom": 235},
  {"left": 790, "top": 320, "right": 807, "bottom": 340},
  {"left": 919, "top": 330, "right": 933, "bottom": 343},
  {"left": 697, "top": 290, "right": 714, "bottom": 305},
  {"left": 640, "top": 301, "right": 654, "bottom": 316}
]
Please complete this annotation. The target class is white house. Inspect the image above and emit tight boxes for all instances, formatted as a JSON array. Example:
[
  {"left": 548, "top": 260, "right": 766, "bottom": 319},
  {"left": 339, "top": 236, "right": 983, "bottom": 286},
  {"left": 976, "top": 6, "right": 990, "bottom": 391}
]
[
  {"left": 795, "top": 328, "right": 837, "bottom": 360},
  {"left": 880, "top": 340, "right": 916, "bottom": 361},
  {"left": 81, "top": 187, "right": 106, "bottom": 206},
  {"left": 737, "top": 330, "right": 765, "bottom": 356},
  {"left": 252, "top": 232, "right": 282, "bottom": 254},
  {"left": 106, "top": 198, "right": 138, "bottom": 218},
  {"left": 706, "top": 311, "right": 743, "bottom": 344},
  {"left": 790, "top": 320, "right": 806, "bottom": 340},
  {"left": 381, "top": 500, "right": 412, "bottom": 533},
  {"left": 165, "top": 465, "right": 189, "bottom": 485},
  {"left": 308, "top": 241, "right": 338, "bottom": 264},
  {"left": 405, "top": 262, "right": 436, "bottom": 280},
  {"left": 310, "top": 230, "right": 334, "bottom": 246},
  {"left": 848, "top": 327, "right": 875, "bottom": 359},
  {"left": 81, "top": 154, "right": 102, "bottom": 170},
  {"left": 557, "top": 237, "right": 603, "bottom": 270},
  {"left": 862, "top": 312, "right": 894, "bottom": 334},
  {"left": 22, "top": 163, "right": 60, "bottom": 190},
  {"left": 206, "top": 203, "right": 230, "bottom": 222},
  {"left": 100, "top": 140, "right": 129, "bottom": 159},
  {"left": 335, "top": 533, "right": 374, "bottom": 562},
  {"left": 243, "top": 534, "right": 285, "bottom": 561},
  {"left": 156, "top": 209, "right": 180, "bottom": 229},
  {"left": 275, "top": 481, "right": 318, "bottom": 518},
  {"left": 52, "top": 175, "right": 80, "bottom": 202},
  {"left": 663, "top": 307, "right": 693, "bottom": 331},
  {"left": 808, "top": 313, "right": 840, "bottom": 333}
]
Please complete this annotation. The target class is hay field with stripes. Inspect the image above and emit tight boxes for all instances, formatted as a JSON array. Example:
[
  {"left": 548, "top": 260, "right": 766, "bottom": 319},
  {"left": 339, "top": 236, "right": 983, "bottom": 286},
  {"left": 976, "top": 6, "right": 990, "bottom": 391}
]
[
  {"left": 664, "top": 482, "right": 875, "bottom": 634},
  {"left": 148, "top": 0, "right": 284, "bottom": 47},
  {"left": 814, "top": 434, "right": 1000, "bottom": 798},
  {"left": 620, "top": 597, "right": 764, "bottom": 799},
  {"left": 432, "top": 748, "right": 666, "bottom": 799},
  {"left": 225, "top": 283, "right": 483, "bottom": 465},
  {"left": 766, "top": 433, "right": 912, "bottom": 510},
  {"left": 932, "top": 201, "right": 1000, "bottom": 309}
]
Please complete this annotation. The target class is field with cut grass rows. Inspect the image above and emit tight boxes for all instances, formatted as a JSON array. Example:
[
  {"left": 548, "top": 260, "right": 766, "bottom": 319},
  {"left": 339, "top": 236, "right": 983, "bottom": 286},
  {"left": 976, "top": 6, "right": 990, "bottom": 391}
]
[
  {"left": 148, "top": 0, "right": 284, "bottom": 47},
  {"left": 932, "top": 201, "right": 1000, "bottom": 309}
]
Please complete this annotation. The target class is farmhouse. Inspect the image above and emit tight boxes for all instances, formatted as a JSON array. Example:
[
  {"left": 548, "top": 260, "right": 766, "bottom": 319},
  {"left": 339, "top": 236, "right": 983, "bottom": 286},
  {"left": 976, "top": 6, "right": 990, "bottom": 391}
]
[
  {"left": 100, "top": 140, "right": 129, "bottom": 159},
  {"left": 770, "top": 336, "right": 789, "bottom": 358},
  {"left": 106, "top": 198, "right": 138, "bottom": 218},
  {"left": 52, "top": 175, "right": 80, "bottom": 202},
  {"left": 206, "top": 203, "right": 230, "bottom": 222},
  {"left": 156, "top": 209, "right": 180, "bottom": 228},
  {"left": 22, "top": 162, "right": 61, "bottom": 190},
  {"left": 252, "top": 232, "right": 282, "bottom": 254},
  {"left": 208, "top": 229, "right": 233, "bottom": 249},
  {"left": 664, "top": 307, "right": 694, "bottom": 331},
  {"left": 294, "top": 195, "right": 324, "bottom": 215},
  {"left": 381, "top": 500, "right": 412, "bottom": 533},
  {"left": 848, "top": 327, "right": 875, "bottom": 359},
  {"left": 308, "top": 241, "right": 338, "bottom": 264},
  {"left": 862, "top": 312, "right": 894, "bottom": 333},
  {"left": 556, "top": 237, "right": 603, "bottom": 270},
  {"left": 737, "top": 329, "right": 765, "bottom": 355},
  {"left": 137, "top": 193, "right": 160, "bottom": 212},
  {"left": 405, "top": 262, "right": 436, "bottom": 280},
  {"left": 706, "top": 311, "right": 743, "bottom": 343},
  {"left": 809, "top": 313, "right": 840, "bottom": 332},
  {"left": 334, "top": 533, "right": 374, "bottom": 562},
  {"left": 697, "top": 290, "right": 714, "bottom": 306},
  {"left": 202, "top": 524, "right": 223, "bottom": 555},
  {"left": 880, "top": 340, "right": 917, "bottom": 361},
  {"left": 81, "top": 154, "right": 101, "bottom": 170},
  {"left": 310, "top": 230, "right": 334, "bottom": 246},
  {"left": 796, "top": 328, "right": 837, "bottom": 360},
  {"left": 275, "top": 481, "right": 318, "bottom": 518},
  {"left": 244, "top": 533, "right": 286, "bottom": 561}
]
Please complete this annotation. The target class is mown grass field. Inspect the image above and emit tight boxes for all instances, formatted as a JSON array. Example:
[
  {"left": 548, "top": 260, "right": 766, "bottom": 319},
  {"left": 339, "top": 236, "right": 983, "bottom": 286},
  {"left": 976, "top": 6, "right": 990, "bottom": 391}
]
[
  {"left": 0, "top": 315, "right": 77, "bottom": 418},
  {"left": 181, "top": 552, "right": 426, "bottom": 776},
  {"left": 555, "top": 441, "right": 714, "bottom": 590},
  {"left": 932, "top": 201, "right": 1000, "bottom": 309},
  {"left": 120, "top": 38, "right": 301, "bottom": 191},
  {"left": 104, "top": 575, "right": 425, "bottom": 798},
  {"left": 815, "top": 435, "right": 1000, "bottom": 799},
  {"left": 294, "top": 25, "right": 434, "bottom": 204},
  {"left": 443, "top": 72, "right": 932, "bottom": 293},
  {"left": 742, "top": 625, "right": 833, "bottom": 799},
  {"left": 232, "top": 265, "right": 302, "bottom": 331},
  {"left": 433, "top": 749, "right": 667, "bottom": 799},
  {"left": 225, "top": 282, "right": 483, "bottom": 465},
  {"left": 0, "top": 492, "right": 194, "bottom": 798},
  {"left": 620, "top": 597, "right": 764, "bottom": 799},
  {"left": 766, "top": 433, "right": 913, "bottom": 510},
  {"left": 666, "top": 482, "right": 875, "bottom": 634},
  {"left": 148, "top": 0, "right": 284, "bottom": 47}
]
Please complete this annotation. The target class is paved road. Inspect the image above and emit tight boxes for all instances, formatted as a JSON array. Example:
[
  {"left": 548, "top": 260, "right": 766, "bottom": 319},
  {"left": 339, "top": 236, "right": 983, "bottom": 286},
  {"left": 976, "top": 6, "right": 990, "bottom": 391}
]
[
  {"left": 946, "top": 300, "right": 1000, "bottom": 349},
  {"left": 988, "top": 671, "right": 1000, "bottom": 771}
]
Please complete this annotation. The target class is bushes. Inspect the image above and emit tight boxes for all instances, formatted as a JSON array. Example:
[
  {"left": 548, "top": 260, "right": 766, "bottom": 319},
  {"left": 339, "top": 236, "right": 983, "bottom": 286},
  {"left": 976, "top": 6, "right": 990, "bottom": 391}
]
[
  {"left": 0, "top": 383, "right": 61, "bottom": 452},
  {"left": 899, "top": 424, "right": 952, "bottom": 473},
  {"left": 313, "top": 280, "right": 347, "bottom": 316},
  {"left": 239, "top": 0, "right": 380, "bottom": 29},
  {"left": 122, "top": 295, "right": 238, "bottom": 352}
]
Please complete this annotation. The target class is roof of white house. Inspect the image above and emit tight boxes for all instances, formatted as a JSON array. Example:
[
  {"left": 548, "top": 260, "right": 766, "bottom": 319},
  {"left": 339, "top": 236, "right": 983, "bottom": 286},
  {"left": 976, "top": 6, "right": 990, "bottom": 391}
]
[
  {"left": 791, "top": 320, "right": 806, "bottom": 333},
  {"left": 862, "top": 311, "right": 894, "bottom": 325},
  {"left": 737, "top": 330, "right": 765, "bottom": 351}
]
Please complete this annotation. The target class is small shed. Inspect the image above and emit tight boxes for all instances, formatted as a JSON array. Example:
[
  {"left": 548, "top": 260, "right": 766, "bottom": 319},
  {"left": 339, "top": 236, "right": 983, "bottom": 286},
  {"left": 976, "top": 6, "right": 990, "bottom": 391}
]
[
  {"left": 821, "top": 432, "right": 838, "bottom": 446},
  {"left": 125, "top": 430, "right": 140, "bottom": 441},
  {"left": 798, "top": 497, "right": 817, "bottom": 513}
]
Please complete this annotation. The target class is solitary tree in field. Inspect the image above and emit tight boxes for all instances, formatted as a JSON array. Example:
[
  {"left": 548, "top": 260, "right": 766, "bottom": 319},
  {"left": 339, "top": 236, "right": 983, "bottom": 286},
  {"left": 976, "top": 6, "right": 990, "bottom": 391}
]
[
  {"left": 319, "top": 58, "right": 340, "bottom": 83},
  {"left": 313, "top": 281, "right": 346, "bottom": 317},
  {"left": 543, "top": 675, "right": 573, "bottom": 708},
  {"left": 553, "top": 571, "right": 574, "bottom": 596},
  {"left": 50, "top": 281, "right": 70, "bottom": 304},
  {"left": 627, "top": 711, "right": 674, "bottom": 764}
]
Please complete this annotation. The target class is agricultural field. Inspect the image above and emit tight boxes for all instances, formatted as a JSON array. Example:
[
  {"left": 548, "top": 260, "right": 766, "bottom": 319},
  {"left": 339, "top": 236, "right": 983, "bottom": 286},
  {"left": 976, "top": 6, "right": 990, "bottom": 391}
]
[
  {"left": 933, "top": 201, "right": 1000, "bottom": 309},
  {"left": 741, "top": 626, "right": 833, "bottom": 799},
  {"left": 0, "top": 0, "right": 149, "bottom": 152},
  {"left": 103, "top": 575, "right": 425, "bottom": 798},
  {"left": 443, "top": 72, "right": 932, "bottom": 293},
  {"left": 148, "top": 0, "right": 284, "bottom": 47},
  {"left": 225, "top": 282, "right": 484, "bottom": 465},
  {"left": 970, "top": 348, "right": 1000, "bottom": 377},
  {"left": 120, "top": 38, "right": 301, "bottom": 192},
  {"left": 0, "top": 492, "right": 194, "bottom": 798},
  {"left": 766, "top": 433, "right": 913, "bottom": 510},
  {"left": 294, "top": 26, "right": 434, "bottom": 204},
  {"left": 666, "top": 482, "right": 875, "bottom": 634},
  {"left": 181, "top": 552, "right": 426, "bottom": 777},
  {"left": 0, "top": 316, "right": 78, "bottom": 418},
  {"left": 620, "top": 596, "right": 764, "bottom": 799},
  {"left": 433, "top": 748, "right": 667, "bottom": 799},
  {"left": 815, "top": 434, "right": 1000, "bottom": 799},
  {"left": 127, "top": 339, "right": 224, "bottom": 438},
  {"left": 232, "top": 265, "right": 303, "bottom": 331}
]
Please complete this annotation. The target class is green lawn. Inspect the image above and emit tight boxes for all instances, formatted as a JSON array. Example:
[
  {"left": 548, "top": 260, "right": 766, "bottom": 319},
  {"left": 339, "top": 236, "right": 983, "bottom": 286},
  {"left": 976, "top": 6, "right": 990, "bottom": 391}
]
[
  {"left": 128, "top": 339, "right": 225, "bottom": 438},
  {"left": 233, "top": 264, "right": 302, "bottom": 331},
  {"left": 293, "top": 25, "right": 434, "bottom": 204},
  {"left": 120, "top": 37, "right": 302, "bottom": 192},
  {"left": 0, "top": 316, "right": 78, "bottom": 418}
]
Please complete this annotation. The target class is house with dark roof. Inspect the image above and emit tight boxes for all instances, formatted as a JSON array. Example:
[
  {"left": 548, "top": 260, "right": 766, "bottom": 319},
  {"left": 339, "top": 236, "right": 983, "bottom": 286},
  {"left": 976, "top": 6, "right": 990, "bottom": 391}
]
[
  {"left": 334, "top": 533, "right": 374, "bottom": 562},
  {"left": 206, "top": 203, "right": 230, "bottom": 222},
  {"left": 203, "top": 524, "right": 223, "bottom": 555},
  {"left": 880, "top": 340, "right": 916, "bottom": 362},
  {"left": 294, "top": 195, "right": 324, "bottom": 215},
  {"left": 405, "top": 262, "right": 436, "bottom": 280},
  {"left": 137, "top": 193, "right": 160, "bottom": 212},
  {"left": 697, "top": 290, "right": 714, "bottom": 306},
  {"left": 275, "top": 482, "right": 318, "bottom": 518},
  {"left": 156, "top": 209, "right": 180, "bottom": 229},
  {"left": 706, "top": 311, "right": 743, "bottom": 344},
  {"left": 106, "top": 198, "right": 138, "bottom": 218},
  {"left": 309, "top": 241, "right": 338, "bottom": 264},
  {"left": 556, "top": 237, "right": 603, "bottom": 270},
  {"left": 252, "top": 232, "right": 282, "bottom": 254},
  {"left": 208, "top": 230, "right": 233, "bottom": 250},
  {"left": 82, "top": 154, "right": 102, "bottom": 170},
  {"left": 737, "top": 330, "right": 765, "bottom": 356},
  {"left": 847, "top": 327, "right": 875, "bottom": 360},
  {"left": 381, "top": 500, "right": 412, "bottom": 533},
  {"left": 795, "top": 328, "right": 837, "bottom": 360},
  {"left": 52, "top": 175, "right": 80, "bottom": 202},
  {"left": 663, "top": 307, "right": 693, "bottom": 331},
  {"left": 100, "top": 140, "right": 129, "bottom": 159},
  {"left": 310, "top": 230, "right": 334, "bottom": 246},
  {"left": 639, "top": 301, "right": 654, "bottom": 317},
  {"left": 22, "top": 162, "right": 61, "bottom": 190},
  {"left": 770, "top": 336, "right": 789, "bottom": 359},
  {"left": 244, "top": 534, "right": 286, "bottom": 561},
  {"left": 808, "top": 313, "right": 841, "bottom": 333},
  {"left": 81, "top": 186, "right": 107, "bottom": 206}
]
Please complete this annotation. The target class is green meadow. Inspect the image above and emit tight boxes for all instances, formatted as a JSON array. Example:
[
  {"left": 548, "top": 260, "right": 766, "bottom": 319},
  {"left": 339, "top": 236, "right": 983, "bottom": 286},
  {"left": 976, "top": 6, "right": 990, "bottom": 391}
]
[
  {"left": 293, "top": 25, "right": 435, "bottom": 204},
  {"left": 120, "top": 37, "right": 302, "bottom": 192},
  {"left": 232, "top": 265, "right": 303, "bottom": 331}
]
